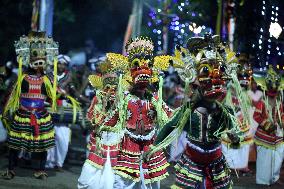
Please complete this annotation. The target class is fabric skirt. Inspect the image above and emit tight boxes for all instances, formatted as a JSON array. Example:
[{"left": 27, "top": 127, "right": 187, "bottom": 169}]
[
  {"left": 7, "top": 108, "right": 54, "bottom": 152},
  {"left": 87, "top": 131, "right": 120, "bottom": 168},
  {"left": 222, "top": 144, "right": 250, "bottom": 169},
  {"left": 172, "top": 144, "right": 232, "bottom": 189},
  {"left": 114, "top": 135, "right": 169, "bottom": 184}
]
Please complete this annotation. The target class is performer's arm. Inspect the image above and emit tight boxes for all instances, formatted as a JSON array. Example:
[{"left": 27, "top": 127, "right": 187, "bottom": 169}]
[
  {"left": 154, "top": 107, "right": 183, "bottom": 145},
  {"left": 102, "top": 107, "right": 119, "bottom": 127},
  {"left": 253, "top": 101, "right": 273, "bottom": 132}
]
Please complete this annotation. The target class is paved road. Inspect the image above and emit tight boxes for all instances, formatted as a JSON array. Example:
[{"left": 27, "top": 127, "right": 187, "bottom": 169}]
[{"left": 0, "top": 126, "right": 283, "bottom": 189}]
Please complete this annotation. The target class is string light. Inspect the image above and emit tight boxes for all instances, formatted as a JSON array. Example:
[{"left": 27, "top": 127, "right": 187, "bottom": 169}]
[
  {"left": 147, "top": 0, "right": 211, "bottom": 52},
  {"left": 256, "top": 0, "right": 283, "bottom": 70}
]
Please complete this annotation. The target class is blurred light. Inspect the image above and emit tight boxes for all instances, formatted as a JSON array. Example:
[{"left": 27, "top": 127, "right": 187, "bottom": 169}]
[
  {"left": 157, "top": 9, "right": 161, "bottom": 13},
  {"left": 267, "top": 50, "right": 270, "bottom": 54},
  {"left": 157, "top": 30, "right": 161, "bottom": 34},
  {"left": 269, "top": 22, "right": 282, "bottom": 39},
  {"left": 181, "top": 29, "right": 185, "bottom": 33},
  {"left": 158, "top": 41, "right": 162, "bottom": 45}
]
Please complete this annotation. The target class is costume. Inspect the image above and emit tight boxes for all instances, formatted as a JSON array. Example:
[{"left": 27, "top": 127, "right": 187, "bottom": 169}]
[
  {"left": 222, "top": 60, "right": 254, "bottom": 171},
  {"left": 252, "top": 65, "right": 284, "bottom": 185},
  {"left": 45, "top": 54, "right": 80, "bottom": 170},
  {"left": 79, "top": 36, "right": 174, "bottom": 189},
  {"left": 149, "top": 34, "right": 241, "bottom": 189},
  {"left": 78, "top": 57, "right": 120, "bottom": 189},
  {"left": 1, "top": 31, "right": 58, "bottom": 179}
]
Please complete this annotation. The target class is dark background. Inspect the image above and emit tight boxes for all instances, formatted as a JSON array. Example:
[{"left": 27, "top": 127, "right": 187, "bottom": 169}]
[{"left": 0, "top": 0, "right": 284, "bottom": 68}]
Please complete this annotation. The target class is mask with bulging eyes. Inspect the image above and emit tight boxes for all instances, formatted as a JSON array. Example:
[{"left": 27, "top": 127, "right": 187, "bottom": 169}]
[
  {"left": 265, "top": 71, "right": 281, "bottom": 97},
  {"left": 129, "top": 56, "right": 153, "bottom": 87},
  {"left": 30, "top": 49, "right": 47, "bottom": 69},
  {"left": 197, "top": 59, "right": 229, "bottom": 100},
  {"left": 237, "top": 63, "right": 252, "bottom": 88}
]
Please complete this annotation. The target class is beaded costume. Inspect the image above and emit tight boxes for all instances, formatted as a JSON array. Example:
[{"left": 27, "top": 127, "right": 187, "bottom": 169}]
[
  {"left": 252, "top": 65, "right": 284, "bottom": 185},
  {"left": 85, "top": 58, "right": 120, "bottom": 169},
  {"left": 221, "top": 58, "right": 255, "bottom": 170},
  {"left": 79, "top": 37, "right": 174, "bottom": 189},
  {"left": 148, "top": 34, "right": 241, "bottom": 189},
  {"left": 2, "top": 31, "right": 58, "bottom": 180}
]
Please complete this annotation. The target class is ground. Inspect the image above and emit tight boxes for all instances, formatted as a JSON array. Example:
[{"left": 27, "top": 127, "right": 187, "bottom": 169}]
[{"left": 1, "top": 126, "right": 284, "bottom": 189}]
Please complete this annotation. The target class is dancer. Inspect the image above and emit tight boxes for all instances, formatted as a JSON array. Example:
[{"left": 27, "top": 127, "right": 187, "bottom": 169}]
[
  {"left": 45, "top": 54, "right": 80, "bottom": 171},
  {"left": 253, "top": 65, "right": 284, "bottom": 185},
  {"left": 1, "top": 31, "right": 58, "bottom": 180},
  {"left": 78, "top": 57, "right": 120, "bottom": 189},
  {"left": 147, "top": 34, "right": 241, "bottom": 189},
  {"left": 222, "top": 61, "right": 254, "bottom": 175},
  {"left": 79, "top": 36, "right": 174, "bottom": 189}
]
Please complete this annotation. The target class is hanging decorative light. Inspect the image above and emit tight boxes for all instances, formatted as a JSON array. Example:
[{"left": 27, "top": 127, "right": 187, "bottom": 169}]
[{"left": 269, "top": 22, "right": 282, "bottom": 39}]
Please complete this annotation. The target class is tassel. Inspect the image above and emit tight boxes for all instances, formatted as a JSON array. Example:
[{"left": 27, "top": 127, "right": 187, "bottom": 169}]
[
  {"left": 156, "top": 75, "right": 164, "bottom": 129},
  {"left": 3, "top": 57, "right": 25, "bottom": 117},
  {"left": 52, "top": 58, "right": 58, "bottom": 111},
  {"left": 65, "top": 95, "right": 81, "bottom": 124},
  {"left": 18, "top": 57, "right": 23, "bottom": 84},
  {"left": 30, "top": 113, "right": 39, "bottom": 137}
]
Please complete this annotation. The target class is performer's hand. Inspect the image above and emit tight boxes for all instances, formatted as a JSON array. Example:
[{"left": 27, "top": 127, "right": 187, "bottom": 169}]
[
  {"left": 263, "top": 122, "right": 276, "bottom": 134},
  {"left": 142, "top": 151, "right": 151, "bottom": 162},
  {"left": 227, "top": 131, "right": 240, "bottom": 144}
]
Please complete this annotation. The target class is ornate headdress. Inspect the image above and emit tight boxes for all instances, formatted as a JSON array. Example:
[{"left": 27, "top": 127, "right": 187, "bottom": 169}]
[
  {"left": 174, "top": 33, "right": 237, "bottom": 100},
  {"left": 14, "top": 31, "right": 58, "bottom": 69},
  {"left": 106, "top": 36, "right": 177, "bottom": 86},
  {"left": 10, "top": 31, "right": 59, "bottom": 113},
  {"left": 235, "top": 54, "right": 252, "bottom": 87},
  {"left": 88, "top": 56, "right": 119, "bottom": 90},
  {"left": 253, "top": 65, "right": 284, "bottom": 97},
  {"left": 125, "top": 36, "right": 154, "bottom": 62}
]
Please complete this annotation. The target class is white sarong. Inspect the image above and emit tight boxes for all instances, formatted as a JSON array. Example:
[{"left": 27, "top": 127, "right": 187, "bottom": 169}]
[
  {"left": 256, "top": 145, "right": 284, "bottom": 185},
  {"left": 46, "top": 125, "right": 71, "bottom": 168}
]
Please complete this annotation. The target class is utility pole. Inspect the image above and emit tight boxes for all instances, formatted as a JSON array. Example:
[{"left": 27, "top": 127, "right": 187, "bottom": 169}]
[
  {"left": 39, "top": 0, "right": 54, "bottom": 36},
  {"left": 131, "top": 0, "right": 143, "bottom": 38}
]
